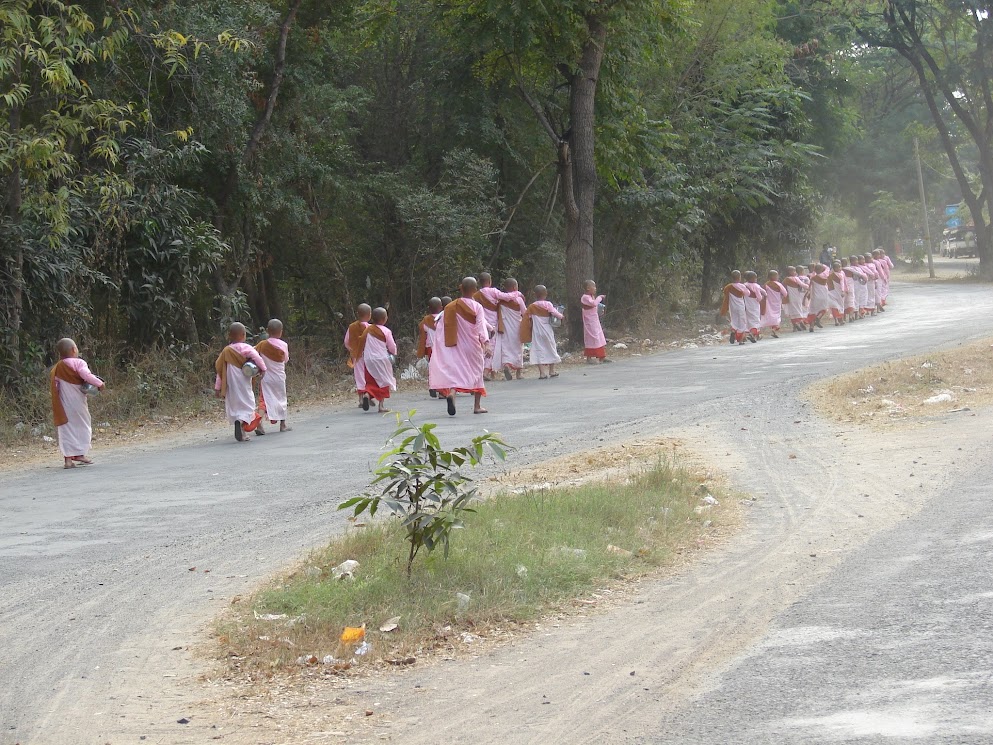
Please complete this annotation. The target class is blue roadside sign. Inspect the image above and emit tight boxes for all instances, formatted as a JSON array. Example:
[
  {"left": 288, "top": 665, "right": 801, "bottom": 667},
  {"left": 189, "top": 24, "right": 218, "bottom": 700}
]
[{"left": 946, "top": 204, "right": 962, "bottom": 228}]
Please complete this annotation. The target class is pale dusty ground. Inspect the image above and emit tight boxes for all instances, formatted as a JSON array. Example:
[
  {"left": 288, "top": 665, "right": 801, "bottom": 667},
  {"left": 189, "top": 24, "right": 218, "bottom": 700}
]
[
  {"left": 186, "top": 402, "right": 987, "bottom": 744},
  {"left": 809, "top": 335, "right": 993, "bottom": 429}
]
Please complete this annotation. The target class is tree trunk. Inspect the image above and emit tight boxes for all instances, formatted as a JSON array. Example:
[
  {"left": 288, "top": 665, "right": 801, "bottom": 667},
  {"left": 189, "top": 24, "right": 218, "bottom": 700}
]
[
  {"left": 262, "top": 264, "right": 284, "bottom": 320},
  {"left": 564, "top": 14, "right": 607, "bottom": 347},
  {"left": 699, "top": 245, "right": 715, "bottom": 308}
]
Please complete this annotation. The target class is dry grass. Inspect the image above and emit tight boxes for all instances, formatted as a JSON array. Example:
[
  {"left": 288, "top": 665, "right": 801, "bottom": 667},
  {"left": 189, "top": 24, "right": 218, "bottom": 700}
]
[
  {"left": 214, "top": 451, "right": 726, "bottom": 682},
  {"left": 809, "top": 336, "right": 993, "bottom": 429},
  {"left": 0, "top": 340, "right": 359, "bottom": 455}
]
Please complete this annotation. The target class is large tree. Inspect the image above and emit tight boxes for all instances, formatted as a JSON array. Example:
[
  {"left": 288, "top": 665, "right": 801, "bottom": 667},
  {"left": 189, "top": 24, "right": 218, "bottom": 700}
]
[
  {"left": 833, "top": 0, "right": 993, "bottom": 276},
  {"left": 443, "top": 0, "right": 682, "bottom": 343}
]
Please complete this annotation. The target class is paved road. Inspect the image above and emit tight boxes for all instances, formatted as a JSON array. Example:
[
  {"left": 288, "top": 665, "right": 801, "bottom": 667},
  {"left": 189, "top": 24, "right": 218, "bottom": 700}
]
[
  {"left": 646, "top": 458, "right": 993, "bottom": 745},
  {"left": 1, "top": 281, "right": 992, "bottom": 744}
]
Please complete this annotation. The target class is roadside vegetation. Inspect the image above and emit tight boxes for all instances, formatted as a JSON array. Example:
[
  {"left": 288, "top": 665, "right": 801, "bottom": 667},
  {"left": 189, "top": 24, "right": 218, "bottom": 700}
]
[
  {"left": 810, "top": 337, "right": 993, "bottom": 428},
  {"left": 216, "top": 450, "right": 725, "bottom": 678}
]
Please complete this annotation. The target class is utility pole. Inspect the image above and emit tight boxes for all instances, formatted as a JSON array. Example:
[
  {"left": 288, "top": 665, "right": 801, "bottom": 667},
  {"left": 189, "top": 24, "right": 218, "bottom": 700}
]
[{"left": 914, "top": 136, "right": 936, "bottom": 279}]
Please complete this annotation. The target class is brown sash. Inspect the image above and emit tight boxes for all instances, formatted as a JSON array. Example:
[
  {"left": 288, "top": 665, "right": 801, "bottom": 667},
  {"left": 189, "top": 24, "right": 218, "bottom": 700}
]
[
  {"left": 50, "top": 360, "right": 85, "bottom": 427},
  {"left": 346, "top": 320, "right": 367, "bottom": 365},
  {"left": 473, "top": 290, "right": 498, "bottom": 312},
  {"left": 720, "top": 284, "right": 745, "bottom": 317},
  {"left": 444, "top": 299, "right": 477, "bottom": 347},
  {"left": 214, "top": 345, "right": 247, "bottom": 398},
  {"left": 417, "top": 314, "right": 436, "bottom": 358},
  {"left": 520, "top": 303, "right": 551, "bottom": 343},
  {"left": 357, "top": 324, "right": 387, "bottom": 359},
  {"left": 255, "top": 339, "right": 286, "bottom": 363}
]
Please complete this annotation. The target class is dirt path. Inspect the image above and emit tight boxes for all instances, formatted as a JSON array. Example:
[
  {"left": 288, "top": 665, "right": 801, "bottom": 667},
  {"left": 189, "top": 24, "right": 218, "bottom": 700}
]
[{"left": 197, "top": 393, "right": 985, "bottom": 744}]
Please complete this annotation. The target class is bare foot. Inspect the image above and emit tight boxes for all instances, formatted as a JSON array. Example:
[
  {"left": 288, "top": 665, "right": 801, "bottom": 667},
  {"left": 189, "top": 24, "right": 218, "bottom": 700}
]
[
  {"left": 473, "top": 407, "right": 488, "bottom": 414},
  {"left": 73, "top": 456, "right": 94, "bottom": 465},
  {"left": 63, "top": 461, "right": 76, "bottom": 470},
  {"left": 378, "top": 407, "right": 391, "bottom": 414},
  {"left": 280, "top": 424, "right": 292, "bottom": 432}
]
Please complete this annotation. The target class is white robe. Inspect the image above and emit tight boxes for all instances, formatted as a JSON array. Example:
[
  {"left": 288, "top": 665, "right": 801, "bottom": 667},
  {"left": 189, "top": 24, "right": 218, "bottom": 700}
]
[
  {"left": 529, "top": 314, "right": 561, "bottom": 365},
  {"left": 224, "top": 364, "right": 257, "bottom": 424},
  {"left": 493, "top": 296, "right": 526, "bottom": 370},
  {"left": 257, "top": 338, "right": 289, "bottom": 421},
  {"left": 56, "top": 379, "right": 92, "bottom": 458}
]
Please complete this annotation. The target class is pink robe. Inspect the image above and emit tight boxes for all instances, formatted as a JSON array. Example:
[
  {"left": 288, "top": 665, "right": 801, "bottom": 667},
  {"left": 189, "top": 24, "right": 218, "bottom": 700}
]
[
  {"left": 55, "top": 357, "right": 103, "bottom": 458},
  {"left": 581, "top": 294, "right": 606, "bottom": 354},
  {"left": 259, "top": 338, "right": 289, "bottom": 422},
  {"left": 492, "top": 291, "right": 527, "bottom": 371},
  {"left": 344, "top": 322, "right": 369, "bottom": 393},
  {"left": 529, "top": 300, "right": 563, "bottom": 365},
  {"left": 744, "top": 282, "right": 766, "bottom": 331},
  {"left": 762, "top": 281, "right": 787, "bottom": 329},
  {"left": 214, "top": 342, "right": 266, "bottom": 424},
  {"left": 477, "top": 287, "right": 517, "bottom": 371},
  {"left": 429, "top": 298, "right": 489, "bottom": 394},
  {"left": 362, "top": 326, "right": 398, "bottom": 395}
]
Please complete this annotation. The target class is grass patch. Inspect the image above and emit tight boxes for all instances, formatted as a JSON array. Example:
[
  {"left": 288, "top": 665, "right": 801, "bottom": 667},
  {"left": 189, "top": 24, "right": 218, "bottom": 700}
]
[
  {"left": 809, "top": 336, "right": 993, "bottom": 428},
  {"left": 218, "top": 455, "right": 719, "bottom": 678}
]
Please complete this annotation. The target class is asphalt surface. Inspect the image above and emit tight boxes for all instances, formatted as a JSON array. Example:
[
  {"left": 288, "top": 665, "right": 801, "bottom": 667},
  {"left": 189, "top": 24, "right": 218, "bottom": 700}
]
[
  {"left": 647, "top": 459, "right": 993, "bottom": 745},
  {"left": 2, "top": 279, "right": 992, "bottom": 744}
]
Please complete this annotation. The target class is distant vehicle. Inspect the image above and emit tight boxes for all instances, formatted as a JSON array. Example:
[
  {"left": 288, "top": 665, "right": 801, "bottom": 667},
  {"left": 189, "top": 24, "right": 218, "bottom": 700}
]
[{"left": 940, "top": 226, "right": 977, "bottom": 258}]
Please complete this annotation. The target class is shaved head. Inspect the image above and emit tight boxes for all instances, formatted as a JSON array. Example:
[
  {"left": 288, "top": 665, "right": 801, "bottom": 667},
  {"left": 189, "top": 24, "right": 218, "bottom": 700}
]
[
  {"left": 461, "top": 276, "right": 478, "bottom": 295},
  {"left": 428, "top": 296, "right": 443, "bottom": 312},
  {"left": 356, "top": 303, "right": 372, "bottom": 319},
  {"left": 441, "top": 296, "right": 453, "bottom": 306},
  {"left": 534, "top": 284, "right": 548, "bottom": 299},
  {"left": 371, "top": 307, "right": 388, "bottom": 324},
  {"left": 228, "top": 322, "right": 247, "bottom": 342},
  {"left": 504, "top": 277, "right": 518, "bottom": 291},
  {"left": 56, "top": 338, "right": 77, "bottom": 358},
  {"left": 266, "top": 318, "right": 283, "bottom": 335},
  {"left": 479, "top": 272, "right": 492, "bottom": 287}
]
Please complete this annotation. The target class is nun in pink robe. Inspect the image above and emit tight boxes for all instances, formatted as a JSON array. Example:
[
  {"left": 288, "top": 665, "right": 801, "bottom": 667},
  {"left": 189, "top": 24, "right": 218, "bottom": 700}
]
[
  {"left": 526, "top": 300, "right": 564, "bottom": 366},
  {"left": 807, "top": 267, "right": 831, "bottom": 327},
  {"left": 214, "top": 341, "right": 267, "bottom": 425},
  {"left": 344, "top": 320, "right": 369, "bottom": 398},
  {"left": 256, "top": 337, "right": 289, "bottom": 423},
  {"left": 721, "top": 276, "right": 749, "bottom": 344},
  {"left": 581, "top": 288, "right": 607, "bottom": 359},
  {"left": 828, "top": 267, "right": 846, "bottom": 321},
  {"left": 862, "top": 260, "right": 878, "bottom": 311},
  {"left": 743, "top": 277, "right": 766, "bottom": 335},
  {"left": 429, "top": 292, "right": 489, "bottom": 415},
  {"left": 762, "top": 276, "right": 787, "bottom": 335},
  {"left": 361, "top": 322, "right": 398, "bottom": 410},
  {"left": 492, "top": 290, "right": 527, "bottom": 377},
  {"left": 783, "top": 272, "right": 807, "bottom": 328},
  {"left": 52, "top": 355, "right": 104, "bottom": 461}
]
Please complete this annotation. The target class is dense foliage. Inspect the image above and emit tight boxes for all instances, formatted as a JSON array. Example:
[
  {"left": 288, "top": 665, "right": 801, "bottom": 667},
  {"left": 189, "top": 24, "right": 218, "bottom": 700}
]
[{"left": 1, "top": 0, "right": 986, "bottom": 385}]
